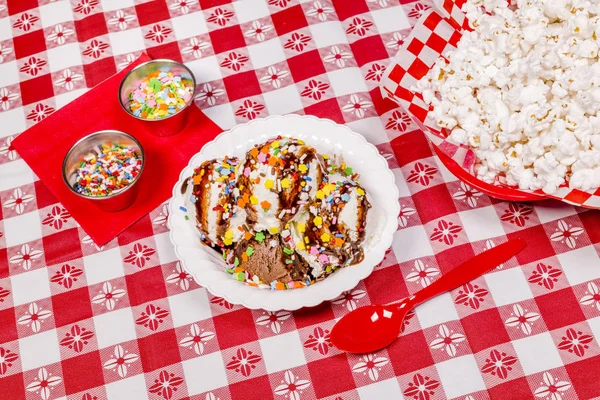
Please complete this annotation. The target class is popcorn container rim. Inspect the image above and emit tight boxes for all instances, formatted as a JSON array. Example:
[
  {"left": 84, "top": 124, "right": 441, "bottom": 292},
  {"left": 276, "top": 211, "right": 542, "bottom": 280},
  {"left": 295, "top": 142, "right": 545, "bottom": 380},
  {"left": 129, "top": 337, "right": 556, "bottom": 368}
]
[
  {"left": 379, "top": 0, "right": 599, "bottom": 208},
  {"left": 62, "top": 129, "right": 145, "bottom": 211}
]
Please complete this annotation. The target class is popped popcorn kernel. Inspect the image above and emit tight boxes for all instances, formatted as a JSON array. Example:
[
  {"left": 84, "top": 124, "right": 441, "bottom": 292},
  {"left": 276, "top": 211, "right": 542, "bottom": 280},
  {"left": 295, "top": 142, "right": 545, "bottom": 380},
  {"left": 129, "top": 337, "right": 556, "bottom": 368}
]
[{"left": 417, "top": 0, "right": 600, "bottom": 194}]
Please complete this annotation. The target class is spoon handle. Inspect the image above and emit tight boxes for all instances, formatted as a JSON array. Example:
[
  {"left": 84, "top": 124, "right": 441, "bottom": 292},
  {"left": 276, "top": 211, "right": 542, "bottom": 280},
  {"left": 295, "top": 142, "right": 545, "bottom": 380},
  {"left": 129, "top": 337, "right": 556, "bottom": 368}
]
[{"left": 403, "top": 238, "right": 526, "bottom": 309}]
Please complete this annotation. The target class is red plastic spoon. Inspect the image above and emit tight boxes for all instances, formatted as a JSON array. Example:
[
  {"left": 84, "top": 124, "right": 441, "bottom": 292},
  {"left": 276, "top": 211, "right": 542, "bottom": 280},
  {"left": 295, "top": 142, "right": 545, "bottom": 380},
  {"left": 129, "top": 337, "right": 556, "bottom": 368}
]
[{"left": 331, "top": 238, "right": 526, "bottom": 353}]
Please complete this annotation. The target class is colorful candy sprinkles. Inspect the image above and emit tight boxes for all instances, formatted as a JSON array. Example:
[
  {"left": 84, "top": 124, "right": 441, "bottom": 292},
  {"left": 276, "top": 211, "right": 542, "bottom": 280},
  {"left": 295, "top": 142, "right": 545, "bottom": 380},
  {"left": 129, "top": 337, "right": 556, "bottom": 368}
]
[
  {"left": 127, "top": 68, "right": 194, "bottom": 120},
  {"left": 72, "top": 143, "right": 142, "bottom": 197}
]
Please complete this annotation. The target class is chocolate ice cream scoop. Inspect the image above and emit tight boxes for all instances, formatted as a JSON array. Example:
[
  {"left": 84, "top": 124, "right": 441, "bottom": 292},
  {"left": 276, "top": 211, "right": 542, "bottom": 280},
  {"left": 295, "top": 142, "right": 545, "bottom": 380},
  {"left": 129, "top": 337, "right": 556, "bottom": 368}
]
[{"left": 223, "top": 232, "right": 310, "bottom": 284}]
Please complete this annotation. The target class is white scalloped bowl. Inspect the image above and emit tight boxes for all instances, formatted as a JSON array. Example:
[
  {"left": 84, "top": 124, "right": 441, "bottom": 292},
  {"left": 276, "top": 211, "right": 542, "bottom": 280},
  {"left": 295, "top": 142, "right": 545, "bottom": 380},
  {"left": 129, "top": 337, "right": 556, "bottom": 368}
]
[{"left": 168, "top": 115, "right": 399, "bottom": 311}]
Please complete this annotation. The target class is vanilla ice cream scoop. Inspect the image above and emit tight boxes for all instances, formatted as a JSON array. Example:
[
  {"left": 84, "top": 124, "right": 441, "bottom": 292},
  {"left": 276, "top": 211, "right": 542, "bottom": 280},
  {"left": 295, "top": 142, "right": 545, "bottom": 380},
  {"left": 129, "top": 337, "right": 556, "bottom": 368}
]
[
  {"left": 237, "top": 137, "right": 323, "bottom": 235},
  {"left": 288, "top": 168, "right": 370, "bottom": 279},
  {"left": 183, "top": 157, "right": 247, "bottom": 248}
]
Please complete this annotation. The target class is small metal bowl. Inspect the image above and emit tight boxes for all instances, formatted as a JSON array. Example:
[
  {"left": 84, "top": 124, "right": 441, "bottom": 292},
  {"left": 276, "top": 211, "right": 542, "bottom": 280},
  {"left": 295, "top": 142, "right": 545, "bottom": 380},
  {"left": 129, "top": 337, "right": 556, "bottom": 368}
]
[
  {"left": 118, "top": 59, "right": 196, "bottom": 137},
  {"left": 62, "top": 130, "right": 145, "bottom": 212}
]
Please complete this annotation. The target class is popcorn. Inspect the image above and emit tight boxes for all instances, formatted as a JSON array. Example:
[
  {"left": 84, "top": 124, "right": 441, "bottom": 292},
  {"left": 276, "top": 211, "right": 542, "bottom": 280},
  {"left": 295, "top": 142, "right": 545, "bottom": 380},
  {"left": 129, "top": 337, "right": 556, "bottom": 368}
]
[{"left": 417, "top": 0, "right": 600, "bottom": 193}]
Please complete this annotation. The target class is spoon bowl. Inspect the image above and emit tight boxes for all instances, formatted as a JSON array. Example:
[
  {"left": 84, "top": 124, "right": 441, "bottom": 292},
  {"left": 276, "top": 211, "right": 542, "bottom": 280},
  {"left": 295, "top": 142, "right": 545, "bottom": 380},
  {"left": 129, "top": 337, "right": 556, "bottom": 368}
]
[{"left": 331, "top": 304, "right": 404, "bottom": 353}]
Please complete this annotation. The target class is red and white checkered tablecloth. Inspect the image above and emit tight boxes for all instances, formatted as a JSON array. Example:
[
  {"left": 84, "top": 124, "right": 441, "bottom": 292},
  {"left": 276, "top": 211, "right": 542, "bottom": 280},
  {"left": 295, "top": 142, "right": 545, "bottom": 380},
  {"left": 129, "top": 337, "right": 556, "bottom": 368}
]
[{"left": 2, "top": 0, "right": 600, "bottom": 399}]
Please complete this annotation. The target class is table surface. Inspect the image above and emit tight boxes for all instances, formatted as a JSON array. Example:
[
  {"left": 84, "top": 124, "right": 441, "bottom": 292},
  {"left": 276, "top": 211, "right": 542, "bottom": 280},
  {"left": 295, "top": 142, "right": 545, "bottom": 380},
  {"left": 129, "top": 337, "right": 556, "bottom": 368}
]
[{"left": 1, "top": 0, "right": 600, "bottom": 399}]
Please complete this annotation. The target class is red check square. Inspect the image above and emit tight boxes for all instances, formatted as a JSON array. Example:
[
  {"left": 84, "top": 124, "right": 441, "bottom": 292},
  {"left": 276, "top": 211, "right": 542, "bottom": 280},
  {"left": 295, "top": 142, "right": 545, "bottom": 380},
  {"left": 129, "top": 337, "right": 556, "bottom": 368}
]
[
  {"left": 293, "top": 303, "right": 335, "bottom": 329},
  {"left": 74, "top": 13, "right": 108, "bottom": 43},
  {"left": 0, "top": 248, "right": 8, "bottom": 279},
  {"left": 213, "top": 309, "right": 259, "bottom": 349},
  {"left": 138, "top": 329, "right": 181, "bottom": 372},
  {"left": 51, "top": 287, "right": 93, "bottom": 328},
  {"left": 6, "top": 0, "right": 38, "bottom": 15},
  {"left": 412, "top": 184, "right": 458, "bottom": 224},
  {"left": 426, "top": 32, "right": 449, "bottom": 54},
  {"left": 117, "top": 216, "right": 154, "bottom": 246},
  {"left": 488, "top": 377, "right": 531, "bottom": 400},
  {"left": 579, "top": 211, "right": 600, "bottom": 244},
  {"left": 535, "top": 287, "right": 587, "bottom": 331},
  {"left": 61, "top": 351, "right": 105, "bottom": 394},
  {"left": 271, "top": 5, "right": 308, "bottom": 36},
  {"left": 0, "top": 373, "right": 24, "bottom": 398},
  {"left": 146, "top": 42, "right": 183, "bottom": 63},
  {"left": 435, "top": 243, "right": 476, "bottom": 274},
  {"left": 135, "top": 1, "right": 171, "bottom": 26},
  {"left": 387, "top": 330, "right": 434, "bottom": 375},
  {"left": 20, "top": 74, "right": 54, "bottom": 106},
  {"left": 13, "top": 29, "right": 45, "bottom": 59},
  {"left": 391, "top": 130, "right": 434, "bottom": 167},
  {"left": 364, "top": 265, "right": 409, "bottom": 305},
  {"left": 407, "top": 38, "right": 425, "bottom": 56},
  {"left": 370, "top": 87, "right": 398, "bottom": 116},
  {"left": 304, "top": 98, "right": 344, "bottom": 124},
  {"left": 566, "top": 355, "right": 600, "bottom": 398},
  {"left": 350, "top": 35, "right": 388, "bottom": 67},
  {"left": 0, "top": 308, "right": 18, "bottom": 343},
  {"left": 408, "top": 102, "right": 429, "bottom": 123},
  {"left": 199, "top": 0, "right": 233, "bottom": 8},
  {"left": 406, "top": 57, "right": 429, "bottom": 80},
  {"left": 34, "top": 181, "right": 58, "bottom": 209},
  {"left": 125, "top": 266, "right": 168, "bottom": 307},
  {"left": 507, "top": 226, "right": 556, "bottom": 265},
  {"left": 209, "top": 25, "right": 246, "bottom": 54},
  {"left": 229, "top": 375, "right": 273, "bottom": 400},
  {"left": 331, "top": 0, "right": 369, "bottom": 20},
  {"left": 449, "top": 30, "right": 462, "bottom": 46},
  {"left": 42, "top": 228, "right": 83, "bottom": 266},
  {"left": 82, "top": 58, "right": 117, "bottom": 88},
  {"left": 308, "top": 354, "right": 355, "bottom": 398},
  {"left": 460, "top": 308, "right": 511, "bottom": 353},
  {"left": 388, "top": 64, "right": 406, "bottom": 85},
  {"left": 287, "top": 50, "right": 326, "bottom": 83},
  {"left": 223, "top": 70, "right": 261, "bottom": 102},
  {"left": 423, "top": 11, "right": 443, "bottom": 30}
]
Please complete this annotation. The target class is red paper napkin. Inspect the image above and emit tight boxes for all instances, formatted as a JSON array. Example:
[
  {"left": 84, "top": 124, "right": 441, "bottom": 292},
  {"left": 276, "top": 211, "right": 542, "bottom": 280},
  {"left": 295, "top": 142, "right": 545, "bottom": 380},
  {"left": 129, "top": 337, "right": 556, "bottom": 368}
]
[{"left": 12, "top": 54, "right": 223, "bottom": 246}]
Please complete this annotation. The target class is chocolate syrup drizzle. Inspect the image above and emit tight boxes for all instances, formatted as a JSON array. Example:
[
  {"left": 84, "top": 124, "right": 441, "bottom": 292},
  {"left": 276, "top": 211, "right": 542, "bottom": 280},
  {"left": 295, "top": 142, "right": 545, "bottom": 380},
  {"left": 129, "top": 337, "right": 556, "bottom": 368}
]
[{"left": 237, "top": 140, "right": 322, "bottom": 231}]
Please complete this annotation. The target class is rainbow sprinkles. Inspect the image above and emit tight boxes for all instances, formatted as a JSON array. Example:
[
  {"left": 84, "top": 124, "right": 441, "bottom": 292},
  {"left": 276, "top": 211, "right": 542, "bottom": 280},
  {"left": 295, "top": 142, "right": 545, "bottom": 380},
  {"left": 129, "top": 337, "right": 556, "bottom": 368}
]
[
  {"left": 72, "top": 143, "right": 142, "bottom": 197},
  {"left": 126, "top": 69, "right": 194, "bottom": 120}
]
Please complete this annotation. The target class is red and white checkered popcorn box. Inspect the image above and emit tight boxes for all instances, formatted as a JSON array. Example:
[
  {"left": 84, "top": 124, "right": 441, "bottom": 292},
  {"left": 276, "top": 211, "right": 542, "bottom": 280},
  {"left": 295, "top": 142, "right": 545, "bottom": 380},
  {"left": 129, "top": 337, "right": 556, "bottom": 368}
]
[{"left": 380, "top": 0, "right": 600, "bottom": 209}]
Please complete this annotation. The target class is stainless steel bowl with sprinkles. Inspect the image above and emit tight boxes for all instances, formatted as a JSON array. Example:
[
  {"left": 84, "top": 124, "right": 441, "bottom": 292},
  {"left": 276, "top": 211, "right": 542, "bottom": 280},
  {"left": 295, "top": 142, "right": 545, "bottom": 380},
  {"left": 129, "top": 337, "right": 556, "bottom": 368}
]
[{"left": 63, "top": 130, "right": 145, "bottom": 212}]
